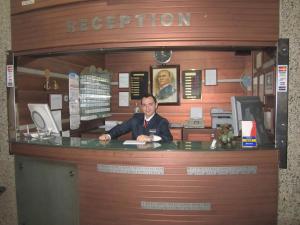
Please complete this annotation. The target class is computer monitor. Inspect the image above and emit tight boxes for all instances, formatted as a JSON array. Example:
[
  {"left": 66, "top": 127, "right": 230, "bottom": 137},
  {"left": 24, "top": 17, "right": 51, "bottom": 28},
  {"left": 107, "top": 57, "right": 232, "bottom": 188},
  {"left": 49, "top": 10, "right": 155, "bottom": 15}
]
[
  {"left": 231, "top": 96, "right": 273, "bottom": 146},
  {"left": 28, "top": 103, "right": 60, "bottom": 135}
]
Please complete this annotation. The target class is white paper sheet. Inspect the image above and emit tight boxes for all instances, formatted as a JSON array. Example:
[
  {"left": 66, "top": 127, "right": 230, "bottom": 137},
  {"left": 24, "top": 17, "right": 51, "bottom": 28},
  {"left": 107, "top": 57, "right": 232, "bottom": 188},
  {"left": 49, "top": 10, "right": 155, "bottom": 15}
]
[
  {"left": 50, "top": 94, "right": 62, "bottom": 110},
  {"left": 119, "top": 92, "right": 129, "bottom": 107},
  {"left": 51, "top": 110, "right": 62, "bottom": 131},
  {"left": 123, "top": 140, "right": 146, "bottom": 145},
  {"left": 190, "top": 107, "right": 203, "bottom": 119},
  {"left": 119, "top": 72, "right": 129, "bottom": 88}
]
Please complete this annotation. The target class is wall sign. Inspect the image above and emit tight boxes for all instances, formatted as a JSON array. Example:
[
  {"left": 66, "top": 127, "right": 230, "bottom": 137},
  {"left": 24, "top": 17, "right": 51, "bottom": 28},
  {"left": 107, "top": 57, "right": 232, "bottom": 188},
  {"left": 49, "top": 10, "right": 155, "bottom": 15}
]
[
  {"left": 6, "top": 65, "right": 14, "bottom": 87},
  {"left": 182, "top": 70, "right": 202, "bottom": 99},
  {"left": 130, "top": 71, "right": 148, "bottom": 99},
  {"left": 277, "top": 65, "right": 288, "bottom": 92},
  {"left": 67, "top": 13, "right": 191, "bottom": 32}
]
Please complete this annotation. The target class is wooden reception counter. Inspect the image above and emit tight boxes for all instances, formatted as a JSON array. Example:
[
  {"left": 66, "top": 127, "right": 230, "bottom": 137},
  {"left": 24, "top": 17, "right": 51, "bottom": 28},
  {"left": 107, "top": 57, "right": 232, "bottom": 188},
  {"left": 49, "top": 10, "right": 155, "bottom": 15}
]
[{"left": 11, "top": 137, "right": 278, "bottom": 225}]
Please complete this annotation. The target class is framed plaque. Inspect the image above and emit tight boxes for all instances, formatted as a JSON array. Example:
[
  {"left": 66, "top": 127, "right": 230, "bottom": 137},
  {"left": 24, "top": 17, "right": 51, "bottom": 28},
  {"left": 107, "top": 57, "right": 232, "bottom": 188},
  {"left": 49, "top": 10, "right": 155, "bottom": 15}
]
[
  {"left": 150, "top": 65, "right": 180, "bottom": 105},
  {"left": 253, "top": 76, "right": 258, "bottom": 96},
  {"left": 259, "top": 74, "right": 265, "bottom": 102},
  {"left": 119, "top": 92, "right": 130, "bottom": 107},
  {"left": 265, "top": 71, "right": 275, "bottom": 95},
  {"left": 182, "top": 70, "right": 202, "bottom": 99},
  {"left": 204, "top": 69, "right": 217, "bottom": 86},
  {"left": 130, "top": 71, "right": 148, "bottom": 99},
  {"left": 118, "top": 72, "right": 129, "bottom": 88}
]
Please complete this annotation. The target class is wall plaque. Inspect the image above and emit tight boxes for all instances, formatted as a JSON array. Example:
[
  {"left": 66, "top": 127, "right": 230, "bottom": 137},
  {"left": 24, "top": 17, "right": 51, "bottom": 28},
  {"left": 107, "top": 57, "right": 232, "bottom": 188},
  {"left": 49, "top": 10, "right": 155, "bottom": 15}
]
[
  {"left": 97, "top": 164, "right": 164, "bottom": 175},
  {"left": 130, "top": 71, "right": 148, "bottom": 99},
  {"left": 182, "top": 70, "right": 202, "bottom": 99},
  {"left": 141, "top": 201, "right": 211, "bottom": 211},
  {"left": 186, "top": 166, "right": 257, "bottom": 175}
]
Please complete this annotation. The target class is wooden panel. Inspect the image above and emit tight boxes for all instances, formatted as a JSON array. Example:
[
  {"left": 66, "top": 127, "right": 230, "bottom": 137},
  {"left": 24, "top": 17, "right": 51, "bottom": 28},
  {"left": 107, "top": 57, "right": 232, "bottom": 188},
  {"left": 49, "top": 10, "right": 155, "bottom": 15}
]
[
  {"left": 11, "top": 0, "right": 89, "bottom": 15},
  {"left": 11, "top": 0, "right": 279, "bottom": 53},
  {"left": 183, "top": 128, "right": 213, "bottom": 141},
  {"left": 88, "top": 150, "right": 278, "bottom": 225},
  {"left": 108, "top": 50, "right": 248, "bottom": 126},
  {"left": 170, "top": 128, "right": 182, "bottom": 140},
  {"left": 17, "top": 53, "right": 105, "bottom": 74},
  {"left": 11, "top": 143, "right": 278, "bottom": 225},
  {"left": 15, "top": 54, "right": 105, "bottom": 128}
]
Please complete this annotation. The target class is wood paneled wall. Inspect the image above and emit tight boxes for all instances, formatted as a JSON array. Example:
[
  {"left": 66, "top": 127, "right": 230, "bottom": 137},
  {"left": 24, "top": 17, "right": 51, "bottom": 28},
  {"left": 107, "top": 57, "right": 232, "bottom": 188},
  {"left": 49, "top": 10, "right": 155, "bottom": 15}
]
[
  {"left": 15, "top": 50, "right": 251, "bottom": 130},
  {"left": 16, "top": 53, "right": 105, "bottom": 128},
  {"left": 106, "top": 50, "right": 251, "bottom": 127},
  {"left": 11, "top": 0, "right": 278, "bottom": 54}
]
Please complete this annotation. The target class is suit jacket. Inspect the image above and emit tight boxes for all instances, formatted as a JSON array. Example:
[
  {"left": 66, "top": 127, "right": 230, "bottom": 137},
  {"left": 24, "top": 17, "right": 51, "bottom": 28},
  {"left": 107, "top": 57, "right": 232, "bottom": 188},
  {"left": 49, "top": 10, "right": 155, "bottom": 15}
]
[
  {"left": 156, "top": 84, "right": 176, "bottom": 100},
  {"left": 108, "top": 113, "right": 173, "bottom": 142}
]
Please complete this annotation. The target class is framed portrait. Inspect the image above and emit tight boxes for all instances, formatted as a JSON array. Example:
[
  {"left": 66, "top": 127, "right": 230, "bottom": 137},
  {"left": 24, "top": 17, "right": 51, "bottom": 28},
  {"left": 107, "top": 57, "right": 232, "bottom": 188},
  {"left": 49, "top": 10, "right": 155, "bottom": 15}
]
[
  {"left": 150, "top": 65, "right": 180, "bottom": 105},
  {"left": 264, "top": 71, "right": 275, "bottom": 95}
]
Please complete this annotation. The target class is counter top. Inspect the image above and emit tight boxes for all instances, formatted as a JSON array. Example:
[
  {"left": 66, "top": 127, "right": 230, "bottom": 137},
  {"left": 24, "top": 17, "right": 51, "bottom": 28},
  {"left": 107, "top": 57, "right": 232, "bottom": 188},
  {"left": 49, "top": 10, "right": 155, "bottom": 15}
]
[{"left": 11, "top": 136, "right": 275, "bottom": 152}]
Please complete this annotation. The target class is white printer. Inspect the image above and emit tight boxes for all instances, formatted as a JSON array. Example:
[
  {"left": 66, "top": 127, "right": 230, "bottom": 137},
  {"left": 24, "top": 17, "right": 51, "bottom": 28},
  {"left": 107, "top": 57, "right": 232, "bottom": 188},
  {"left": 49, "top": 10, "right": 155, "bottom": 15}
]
[{"left": 211, "top": 108, "right": 233, "bottom": 128}]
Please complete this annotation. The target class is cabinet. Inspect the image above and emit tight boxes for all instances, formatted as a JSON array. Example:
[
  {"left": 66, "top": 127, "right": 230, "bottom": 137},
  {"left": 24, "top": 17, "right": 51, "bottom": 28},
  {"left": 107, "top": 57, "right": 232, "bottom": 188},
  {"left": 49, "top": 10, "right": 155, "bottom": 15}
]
[
  {"left": 80, "top": 71, "right": 111, "bottom": 120},
  {"left": 15, "top": 156, "right": 79, "bottom": 225},
  {"left": 183, "top": 128, "right": 213, "bottom": 141},
  {"left": 170, "top": 128, "right": 183, "bottom": 140}
]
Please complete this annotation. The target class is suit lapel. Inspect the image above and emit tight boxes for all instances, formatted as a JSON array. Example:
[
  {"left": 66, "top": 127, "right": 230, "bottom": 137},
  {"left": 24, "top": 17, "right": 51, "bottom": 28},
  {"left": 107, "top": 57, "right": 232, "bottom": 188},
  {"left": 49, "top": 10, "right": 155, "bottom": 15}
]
[{"left": 147, "top": 114, "right": 158, "bottom": 128}]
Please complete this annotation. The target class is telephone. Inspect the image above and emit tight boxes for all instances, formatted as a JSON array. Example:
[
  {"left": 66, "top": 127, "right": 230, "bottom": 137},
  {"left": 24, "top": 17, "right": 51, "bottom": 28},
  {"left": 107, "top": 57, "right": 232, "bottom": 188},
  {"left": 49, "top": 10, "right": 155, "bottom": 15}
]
[{"left": 183, "top": 118, "right": 204, "bottom": 128}]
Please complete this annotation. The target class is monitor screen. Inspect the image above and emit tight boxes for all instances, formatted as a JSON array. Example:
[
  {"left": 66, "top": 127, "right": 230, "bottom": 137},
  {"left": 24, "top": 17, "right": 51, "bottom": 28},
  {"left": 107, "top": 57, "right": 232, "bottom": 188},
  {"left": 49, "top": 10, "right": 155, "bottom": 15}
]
[
  {"left": 231, "top": 96, "right": 273, "bottom": 146},
  {"left": 28, "top": 103, "right": 60, "bottom": 134}
]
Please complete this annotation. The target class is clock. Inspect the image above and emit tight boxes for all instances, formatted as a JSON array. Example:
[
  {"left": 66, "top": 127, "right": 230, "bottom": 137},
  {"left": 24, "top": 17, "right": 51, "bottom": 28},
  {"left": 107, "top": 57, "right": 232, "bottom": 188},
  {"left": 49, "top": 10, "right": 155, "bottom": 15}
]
[{"left": 154, "top": 50, "right": 172, "bottom": 64}]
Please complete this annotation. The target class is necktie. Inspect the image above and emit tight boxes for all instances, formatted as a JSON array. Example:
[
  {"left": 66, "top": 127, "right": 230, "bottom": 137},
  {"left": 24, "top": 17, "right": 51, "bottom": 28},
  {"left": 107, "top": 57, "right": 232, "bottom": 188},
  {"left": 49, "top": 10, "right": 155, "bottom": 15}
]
[{"left": 144, "top": 120, "right": 149, "bottom": 128}]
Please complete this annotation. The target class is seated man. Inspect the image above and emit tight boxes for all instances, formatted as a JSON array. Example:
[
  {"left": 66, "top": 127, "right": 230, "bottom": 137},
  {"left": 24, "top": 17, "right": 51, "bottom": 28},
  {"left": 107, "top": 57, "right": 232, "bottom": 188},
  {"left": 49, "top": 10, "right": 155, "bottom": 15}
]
[{"left": 99, "top": 94, "right": 173, "bottom": 142}]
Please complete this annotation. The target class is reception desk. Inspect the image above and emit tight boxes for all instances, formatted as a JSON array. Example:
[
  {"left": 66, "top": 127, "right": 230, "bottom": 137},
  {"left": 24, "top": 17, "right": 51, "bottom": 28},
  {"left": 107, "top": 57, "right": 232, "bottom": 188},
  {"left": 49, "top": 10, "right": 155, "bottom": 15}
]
[{"left": 11, "top": 137, "right": 278, "bottom": 225}]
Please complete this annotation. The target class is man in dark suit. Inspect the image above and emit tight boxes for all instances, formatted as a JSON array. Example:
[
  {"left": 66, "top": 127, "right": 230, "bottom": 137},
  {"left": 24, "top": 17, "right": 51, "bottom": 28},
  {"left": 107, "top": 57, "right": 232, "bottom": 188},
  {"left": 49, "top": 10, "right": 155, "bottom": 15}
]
[{"left": 99, "top": 94, "right": 173, "bottom": 142}]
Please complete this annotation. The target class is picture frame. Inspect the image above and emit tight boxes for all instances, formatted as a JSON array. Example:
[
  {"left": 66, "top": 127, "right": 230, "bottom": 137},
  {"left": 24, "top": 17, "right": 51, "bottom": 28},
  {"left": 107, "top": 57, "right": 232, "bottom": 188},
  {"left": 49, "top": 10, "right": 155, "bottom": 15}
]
[
  {"left": 182, "top": 70, "right": 202, "bottom": 99},
  {"left": 259, "top": 74, "right": 265, "bottom": 103},
  {"left": 204, "top": 69, "right": 217, "bottom": 86},
  {"left": 253, "top": 76, "right": 258, "bottom": 96},
  {"left": 264, "top": 71, "right": 275, "bottom": 95},
  {"left": 49, "top": 94, "right": 63, "bottom": 110},
  {"left": 255, "top": 52, "right": 263, "bottom": 69},
  {"left": 118, "top": 92, "right": 129, "bottom": 107},
  {"left": 118, "top": 72, "right": 129, "bottom": 88},
  {"left": 150, "top": 65, "right": 180, "bottom": 105},
  {"left": 130, "top": 71, "right": 148, "bottom": 100}
]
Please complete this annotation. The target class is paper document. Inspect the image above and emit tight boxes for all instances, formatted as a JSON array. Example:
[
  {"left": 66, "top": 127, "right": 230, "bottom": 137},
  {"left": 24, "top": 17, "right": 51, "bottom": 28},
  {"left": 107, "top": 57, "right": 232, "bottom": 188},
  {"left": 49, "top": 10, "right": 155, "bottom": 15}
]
[
  {"left": 123, "top": 140, "right": 146, "bottom": 145},
  {"left": 190, "top": 107, "right": 203, "bottom": 119},
  {"left": 151, "top": 135, "right": 162, "bottom": 142}
]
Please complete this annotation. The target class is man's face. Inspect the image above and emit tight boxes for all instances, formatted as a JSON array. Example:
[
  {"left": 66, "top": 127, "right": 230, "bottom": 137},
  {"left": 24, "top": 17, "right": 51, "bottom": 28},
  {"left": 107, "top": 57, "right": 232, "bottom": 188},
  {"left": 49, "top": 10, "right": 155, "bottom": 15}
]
[
  {"left": 141, "top": 96, "right": 157, "bottom": 118},
  {"left": 157, "top": 70, "right": 171, "bottom": 87}
]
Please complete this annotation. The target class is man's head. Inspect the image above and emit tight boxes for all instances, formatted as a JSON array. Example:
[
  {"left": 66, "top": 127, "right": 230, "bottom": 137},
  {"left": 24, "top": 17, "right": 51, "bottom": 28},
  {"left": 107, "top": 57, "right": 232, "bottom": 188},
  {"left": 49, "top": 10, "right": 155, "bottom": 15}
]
[
  {"left": 141, "top": 94, "right": 158, "bottom": 118},
  {"left": 157, "top": 70, "right": 172, "bottom": 87}
]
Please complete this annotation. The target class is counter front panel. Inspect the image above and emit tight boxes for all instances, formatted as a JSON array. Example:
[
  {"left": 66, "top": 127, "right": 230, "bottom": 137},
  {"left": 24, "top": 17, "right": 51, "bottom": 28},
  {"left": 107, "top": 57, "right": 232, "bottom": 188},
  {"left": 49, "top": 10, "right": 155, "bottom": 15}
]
[{"left": 11, "top": 137, "right": 278, "bottom": 225}]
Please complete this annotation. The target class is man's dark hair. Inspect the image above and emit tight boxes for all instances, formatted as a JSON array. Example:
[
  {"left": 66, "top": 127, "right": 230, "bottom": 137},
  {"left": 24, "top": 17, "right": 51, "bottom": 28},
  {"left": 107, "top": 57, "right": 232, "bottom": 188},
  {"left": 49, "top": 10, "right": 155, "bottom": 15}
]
[{"left": 141, "top": 93, "right": 157, "bottom": 104}]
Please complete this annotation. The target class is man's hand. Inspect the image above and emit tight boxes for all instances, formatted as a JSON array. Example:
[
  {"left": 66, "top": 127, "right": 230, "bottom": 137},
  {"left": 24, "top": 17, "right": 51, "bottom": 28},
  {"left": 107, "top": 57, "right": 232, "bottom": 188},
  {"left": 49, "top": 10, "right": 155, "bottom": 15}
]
[
  {"left": 137, "top": 135, "right": 152, "bottom": 142},
  {"left": 99, "top": 134, "right": 111, "bottom": 141}
]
